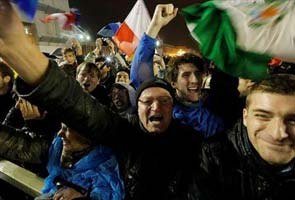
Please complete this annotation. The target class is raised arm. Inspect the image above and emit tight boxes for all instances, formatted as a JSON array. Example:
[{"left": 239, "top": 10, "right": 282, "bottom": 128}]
[
  {"left": 0, "top": 0, "right": 48, "bottom": 86},
  {"left": 130, "top": 4, "right": 177, "bottom": 88},
  {"left": 0, "top": 1, "right": 129, "bottom": 146},
  {"left": 146, "top": 4, "right": 178, "bottom": 38}
]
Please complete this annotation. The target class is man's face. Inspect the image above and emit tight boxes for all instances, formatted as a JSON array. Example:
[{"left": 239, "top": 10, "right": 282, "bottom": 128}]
[
  {"left": 111, "top": 87, "right": 129, "bottom": 111},
  {"left": 76, "top": 66, "right": 100, "bottom": 93},
  {"left": 137, "top": 87, "right": 173, "bottom": 134},
  {"left": 243, "top": 92, "right": 295, "bottom": 165},
  {"left": 115, "top": 71, "right": 130, "bottom": 84},
  {"left": 172, "top": 63, "right": 203, "bottom": 102},
  {"left": 63, "top": 52, "right": 76, "bottom": 65},
  {"left": 58, "top": 124, "right": 91, "bottom": 152}
]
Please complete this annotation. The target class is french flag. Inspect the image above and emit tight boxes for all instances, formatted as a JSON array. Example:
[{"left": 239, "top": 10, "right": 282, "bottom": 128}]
[
  {"left": 40, "top": 9, "right": 79, "bottom": 31},
  {"left": 113, "top": 0, "right": 151, "bottom": 56}
]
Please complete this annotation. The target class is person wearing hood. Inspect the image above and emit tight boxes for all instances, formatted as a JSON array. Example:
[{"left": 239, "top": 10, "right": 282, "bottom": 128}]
[{"left": 110, "top": 82, "right": 136, "bottom": 121}]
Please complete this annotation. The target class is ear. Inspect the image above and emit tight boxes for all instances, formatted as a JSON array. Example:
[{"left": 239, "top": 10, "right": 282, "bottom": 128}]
[
  {"left": 246, "top": 80, "right": 255, "bottom": 89},
  {"left": 243, "top": 108, "right": 248, "bottom": 127},
  {"left": 3, "top": 76, "right": 11, "bottom": 84},
  {"left": 171, "top": 81, "right": 177, "bottom": 89}
]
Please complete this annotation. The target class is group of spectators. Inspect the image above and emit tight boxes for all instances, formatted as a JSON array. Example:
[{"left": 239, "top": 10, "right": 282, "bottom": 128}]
[{"left": 0, "top": 1, "right": 295, "bottom": 200}]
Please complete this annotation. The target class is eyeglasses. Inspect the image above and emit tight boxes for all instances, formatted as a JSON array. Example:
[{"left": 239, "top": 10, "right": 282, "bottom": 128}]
[{"left": 138, "top": 96, "right": 173, "bottom": 107}]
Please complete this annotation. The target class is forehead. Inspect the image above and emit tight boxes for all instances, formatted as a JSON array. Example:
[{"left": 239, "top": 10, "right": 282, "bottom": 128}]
[
  {"left": 178, "top": 63, "right": 200, "bottom": 73},
  {"left": 79, "top": 65, "right": 98, "bottom": 73},
  {"left": 64, "top": 52, "right": 75, "bottom": 56},
  {"left": 248, "top": 92, "right": 295, "bottom": 113},
  {"left": 117, "top": 71, "right": 129, "bottom": 76},
  {"left": 112, "top": 86, "right": 127, "bottom": 93},
  {"left": 140, "top": 87, "right": 171, "bottom": 98}
]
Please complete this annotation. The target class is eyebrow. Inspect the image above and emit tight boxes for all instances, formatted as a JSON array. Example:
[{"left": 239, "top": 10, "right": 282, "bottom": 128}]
[
  {"left": 252, "top": 109, "right": 295, "bottom": 118},
  {"left": 251, "top": 109, "right": 273, "bottom": 114}
]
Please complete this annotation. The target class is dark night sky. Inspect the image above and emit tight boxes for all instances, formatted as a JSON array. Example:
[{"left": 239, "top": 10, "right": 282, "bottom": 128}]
[{"left": 69, "top": 0, "right": 206, "bottom": 49}]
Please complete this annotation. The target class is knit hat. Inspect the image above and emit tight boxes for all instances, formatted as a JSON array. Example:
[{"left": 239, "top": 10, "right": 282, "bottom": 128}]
[{"left": 135, "top": 78, "right": 175, "bottom": 103}]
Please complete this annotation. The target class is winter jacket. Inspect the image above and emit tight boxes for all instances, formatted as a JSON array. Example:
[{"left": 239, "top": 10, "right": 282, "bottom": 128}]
[
  {"left": 0, "top": 124, "right": 124, "bottom": 200},
  {"left": 2, "top": 105, "right": 60, "bottom": 176},
  {"left": 0, "top": 92, "right": 15, "bottom": 122},
  {"left": 130, "top": 33, "right": 239, "bottom": 138},
  {"left": 43, "top": 136, "right": 124, "bottom": 200},
  {"left": 188, "top": 120, "right": 295, "bottom": 200},
  {"left": 15, "top": 61, "right": 203, "bottom": 200}
]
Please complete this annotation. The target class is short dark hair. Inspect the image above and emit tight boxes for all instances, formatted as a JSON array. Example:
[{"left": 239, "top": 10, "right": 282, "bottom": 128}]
[
  {"left": 246, "top": 74, "right": 295, "bottom": 108},
  {"left": 166, "top": 53, "right": 205, "bottom": 83},
  {"left": 76, "top": 62, "right": 101, "bottom": 79},
  {"left": 116, "top": 66, "right": 130, "bottom": 74},
  {"left": 62, "top": 48, "right": 75, "bottom": 56}
]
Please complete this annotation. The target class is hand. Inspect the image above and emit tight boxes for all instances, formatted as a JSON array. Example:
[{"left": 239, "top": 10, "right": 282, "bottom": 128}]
[
  {"left": 0, "top": 0, "right": 27, "bottom": 54},
  {"left": 147, "top": 4, "right": 178, "bottom": 38},
  {"left": 71, "top": 39, "right": 83, "bottom": 55},
  {"left": 0, "top": 0, "right": 48, "bottom": 85},
  {"left": 18, "top": 98, "right": 46, "bottom": 120},
  {"left": 53, "top": 186, "right": 87, "bottom": 200}
]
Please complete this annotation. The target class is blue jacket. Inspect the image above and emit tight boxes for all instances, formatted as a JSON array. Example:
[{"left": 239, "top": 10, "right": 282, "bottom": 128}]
[
  {"left": 43, "top": 136, "right": 124, "bottom": 200},
  {"left": 173, "top": 101, "right": 224, "bottom": 138},
  {"left": 130, "top": 33, "right": 224, "bottom": 138}
]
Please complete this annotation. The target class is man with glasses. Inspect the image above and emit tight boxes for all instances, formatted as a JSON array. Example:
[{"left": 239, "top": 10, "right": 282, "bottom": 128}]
[
  {"left": 0, "top": 2, "right": 202, "bottom": 200},
  {"left": 130, "top": 4, "right": 235, "bottom": 138}
]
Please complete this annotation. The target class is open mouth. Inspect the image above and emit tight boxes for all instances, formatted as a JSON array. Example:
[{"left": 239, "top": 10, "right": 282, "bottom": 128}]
[
  {"left": 149, "top": 115, "right": 164, "bottom": 122},
  {"left": 83, "top": 83, "right": 90, "bottom": 89}
]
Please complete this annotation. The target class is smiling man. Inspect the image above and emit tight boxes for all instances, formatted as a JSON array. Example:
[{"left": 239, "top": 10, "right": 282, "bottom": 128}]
[
  {"left": 243, "top": 75, "right": 295, "bottom": 165},
  {"left": 0, "top": 2, "right": 202, "bottom": 199},
  {"left": 188, "top": 73, "right": 295, "bottom": 200}
]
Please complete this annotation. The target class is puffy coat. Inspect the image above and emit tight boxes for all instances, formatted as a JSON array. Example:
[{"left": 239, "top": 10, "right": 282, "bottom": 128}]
[{"left": 15, "top": 61, "right": 203, "bottom": 200}]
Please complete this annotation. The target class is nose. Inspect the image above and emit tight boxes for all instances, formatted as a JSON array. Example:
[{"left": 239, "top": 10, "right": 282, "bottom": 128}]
[
  {"left": 269, "top": 118, "right": 288, "bottom": 140},
  {"left": 189, "top": 73, "right": 199, "bottom": 84},
  {"left": 150, "top": 100, "right": 161, "bottom": 111},
  {"left": 84, "top": 75, "right": 91, "bottom": 81},
  {"left": 57, "top": 128, "right": 66, "bottom": 138}
]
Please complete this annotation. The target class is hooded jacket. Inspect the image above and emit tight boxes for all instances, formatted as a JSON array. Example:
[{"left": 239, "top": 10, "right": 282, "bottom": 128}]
[
  {"left": 43, "top": 136, "right": 124, "bottom": 200},
  {"left": 110, "top": 82, "right": 136, "bottom": 120}
]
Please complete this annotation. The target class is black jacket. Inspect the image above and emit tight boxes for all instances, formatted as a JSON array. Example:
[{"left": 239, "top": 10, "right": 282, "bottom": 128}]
[
  {"left": 188, "top": 120, "right": 295, "bottom": 200},
  {"left": 16, "top": 61, "right": 202, "bottom": 200}
]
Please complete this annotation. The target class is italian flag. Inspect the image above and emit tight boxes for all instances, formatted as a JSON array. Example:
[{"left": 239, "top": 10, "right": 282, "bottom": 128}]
[{"left": 182, "top": 0, "right": 295, "bottom": 80}]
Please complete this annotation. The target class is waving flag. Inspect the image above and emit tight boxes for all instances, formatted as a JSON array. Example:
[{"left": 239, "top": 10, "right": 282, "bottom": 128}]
[
  {"left": 182, "top": 0, "right": 295, "bottom": 80},
  {"left": 13, "top": 0, "right": 38, "bottom": 21},
  {"left": 97, "top": 22, "right": 121, "bottom": 38},
  {"left": 113, "top": 0, "right": 151, "bottom": 56},
  {"left": 40, "top": 9, "right": 80, "bottom": 31}
]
